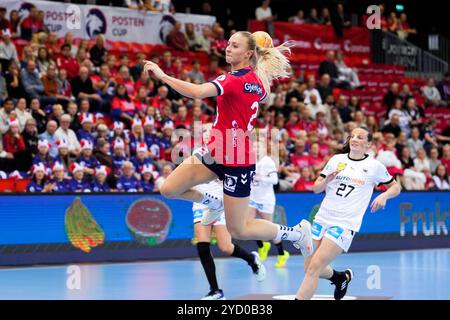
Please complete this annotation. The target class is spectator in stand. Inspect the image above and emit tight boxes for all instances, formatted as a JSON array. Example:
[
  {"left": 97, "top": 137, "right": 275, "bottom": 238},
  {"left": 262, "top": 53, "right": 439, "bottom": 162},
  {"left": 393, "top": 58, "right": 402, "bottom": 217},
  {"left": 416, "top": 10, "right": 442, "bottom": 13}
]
[
  {"left": 306, "top": 93, "right": 326, "bottom": 119},
  {"left": 129, "top": 118, "right": 145, "bottom": 156},
  {"left": 116, "top": 65, "right": 135, "bottom": 97},
  {"left": 204, "top": 57, "right": 223, "bottom": 82},
  {"left": 22, "top": 117, "right": 39, "bottom": 166},
  {"left": 36, "top": 47, "right": 54, "bottom": 77},
  {"left": 382, "top": 114, "right": 402, "bottom": 137},
  {"left": 407, "top": 126, "right": 424, "bottom": 159},
  {"left": 125, "top": 0, "right": 145, "bottom": 10},
  {"left": 56, "top": 44, "right": 80, "bottom": 80},
  {"left": 335, "top": 51, "right": 360, "bottom": 89},
  {"left": 91, "top": 165, "right": 111, "bottom": 192},
  {"left": 117, "top": 161, "right": 142, "bottom": 192},
  {"left": 68, "top": 163, "right": 91, "bottom": 193},
  {"left": 210, "top": 27, "right": 227, "bottom": 67},
  {"left": 0, "top": 7, "right": 9, "bottom": 31},
  {"left": 414, "top": 148, "right": 433, "bottom": 189},
  {"left": 150, "top": 85, "right": 171, "bottom": 111},
  {"left": 89, "top": 35, "right": 107, "bottom": 69},
  {"left": 429, "top": 147, "right": 442, "bottom": 174},
  {"left": 0, "top": 99, "right": 15, "bottom": 135},
  {"left": 32, "top": 139, "right": 52, "bottom": 169},
  {"left": 139, "top": 164, "right": 156, "bottom": 192},
  {"left": 289, "top": 10, "right": 305, "bottom": 24},
  {"left": 399, "top": 83, "right": 414, "bottom": 105},
  {"left": 0, "top": 29, "right": 18, "bottom": 72},
  {"left": 188, "top": 60, "right": 205, "bottom": 84},
  {"left": 387, "top": 12, "right": 399, "bottom": 34},
  {"left": 305, "top": 8, "right": 321, "bottom": 24},
  {"left": 255, "top": 0, "right": 276, "bottom": 22},
  {"left": 388, "top": 98, "right": 411, "bottom": 136},
  {"left": 129, "top": 52, "right": 146, "bottom": 82},
  {"left": 335, "top": 95, "right": 352, "bottom": 124},
  {"left": 437, "top": 72, "right": 450, "bottom": 105},
  {"left": 4, "top": 60, "right": 25, "bottom": 101},
  {"left": 2, "top": 118, "right": 27, "bottom": 171},
  {"left": 77, "top": 113, "right": 96, "bottom": 146},
  {"left": 320, "top": 8, "right": 332, "bottom": 26},
  {"left": 173, "top": 105, "right": 191, "bottom": 130},
  {"left": 331, "top": 3, "right": 351, "bottom": 37},
  {"left": 14, "top": 98, "right": 32, "bottom": 133},
  {"left": 94, "top": 138, "right": 114, "bottom": 169},
  {"left": 52, "top": 138, "right": 71, "bottom": 172},
  {"left": 39, "top": 120, "right": 58, "bottom": 158},
  {"left": 47, "top": 162, "right": 70, "bottom": 193},
  {"left": 111, "top": 83, "right": 136, "bottom": 128},
  {"left": 21, "top": 60, "right": 45, "bottom": 100},
  {"left": 397, "top": 13, "right": 417, "bottom": 40},
  {"left": 56, "top": 68, "right": 73, "bottom": 102},
  {"left": 384, "top": 82, "right": 401, "bottom": 112},
  {"left": 185, "top": 23, "right": 202, "bottom": 51},
  {"left": 78, "top": 139, "right": 100, "bottom": 178},
  {"left": 404, "top": 97, "right": 422, "bottom": 128},
  {"left": 422, "top": 119, "right": 450, "bottom": 152},
  {"left": 432, "top": 164, "right": 450, "bottom": 190},
  {"left": 8, "top": 9, "right": 21, "bottom": 39},
  {"left": 422, "top": 78, "right": 443, "bottom": 107},
  {"left": 319, "top": 51, "right": 339, "bottom": 87},
  {"left": 20, "top": 6, "right": 44, "bottom": 41},
  {"left": 166, "top": 20, "right": 188, "bottom": 51},
  {"left": 398, "top": 145, "right": 426, "bottom": 190},
  {"left": 26, "top": 163, "right": 52, "bottom": 193},
  {"left": 71, "top": 66, "right": 102, "bottom": 113},
  {"left": 303, "top": 75, "right": 322, "bottom": 105},
  {"left": 55, "top": 114, "right": 81, "bottom": 157},
  {"left": 197, "top": 25, "right": 213, "bottom": 54},
  {"left": 317, "top": 74, "right": 332, "bottom": 102},
  {"left": 293, "top": 166, "right": 315, "bottom": 191}
]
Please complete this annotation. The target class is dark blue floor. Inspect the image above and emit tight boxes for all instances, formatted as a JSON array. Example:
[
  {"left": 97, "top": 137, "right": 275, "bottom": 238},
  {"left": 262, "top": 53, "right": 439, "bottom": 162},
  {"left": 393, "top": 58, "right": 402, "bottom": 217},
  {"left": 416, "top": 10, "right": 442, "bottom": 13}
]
[{"left": 0, "top": 249, "right": 449, "bottom": 300}]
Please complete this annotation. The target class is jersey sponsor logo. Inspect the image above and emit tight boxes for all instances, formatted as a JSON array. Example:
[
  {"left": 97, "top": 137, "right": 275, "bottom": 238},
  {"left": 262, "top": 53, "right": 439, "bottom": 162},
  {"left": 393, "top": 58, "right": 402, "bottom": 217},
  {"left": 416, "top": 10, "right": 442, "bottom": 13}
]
[
  {"left": 193, "top": 209, "right": 204, "bottom": 220},
  {"left": 224, "top": 174, "right": 238, "bottom": 193},
  {"left": 326, "top": 226, "right": 344, "bottom": 240},
  {"left": 243, "top": 83, "right": 263, "bottom": 95},
  {"left": 241, "top": 173, "right": 248, "bottom": 184},
  {"left": 312, "top": 222, "right": 323, "bottom": 237},
  {"left": 216, "top": 75, "right": 226, "bottom": 82},
  {"left": 281, "top": 233, "right": 288, "bottom": 240}
]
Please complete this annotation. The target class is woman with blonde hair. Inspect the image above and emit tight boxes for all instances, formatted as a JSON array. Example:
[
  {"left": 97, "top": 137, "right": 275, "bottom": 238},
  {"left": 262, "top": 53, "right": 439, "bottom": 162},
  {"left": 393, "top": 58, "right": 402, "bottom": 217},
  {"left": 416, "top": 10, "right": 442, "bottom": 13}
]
[{"left": 144, "top": 31, "right": 313, "bottom": 255}]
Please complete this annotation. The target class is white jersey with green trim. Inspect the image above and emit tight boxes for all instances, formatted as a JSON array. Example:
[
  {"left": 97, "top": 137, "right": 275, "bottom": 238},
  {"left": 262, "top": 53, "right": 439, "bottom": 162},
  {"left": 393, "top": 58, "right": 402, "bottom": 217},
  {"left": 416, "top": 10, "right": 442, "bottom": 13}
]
[{"left": 315, "top": 153, "right": 393, "bottom": 232}]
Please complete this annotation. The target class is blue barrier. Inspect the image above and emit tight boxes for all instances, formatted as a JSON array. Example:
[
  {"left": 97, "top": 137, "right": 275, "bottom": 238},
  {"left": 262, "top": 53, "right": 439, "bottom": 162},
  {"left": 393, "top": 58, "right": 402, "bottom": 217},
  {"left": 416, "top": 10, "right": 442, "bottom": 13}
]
[{"left": 0, "top": 192, "right": 448, "bottom": 265}]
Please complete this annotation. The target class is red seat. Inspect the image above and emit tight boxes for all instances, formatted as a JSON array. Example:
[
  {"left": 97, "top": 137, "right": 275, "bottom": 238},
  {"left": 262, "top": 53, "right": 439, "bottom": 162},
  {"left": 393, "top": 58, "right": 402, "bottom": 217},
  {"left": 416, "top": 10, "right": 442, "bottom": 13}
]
[
  {"left": 0, "top": 179, "right": 15, "bottom": 192},
  {"left": 15, "top": 179, "right": 31, "bottom": 192}
]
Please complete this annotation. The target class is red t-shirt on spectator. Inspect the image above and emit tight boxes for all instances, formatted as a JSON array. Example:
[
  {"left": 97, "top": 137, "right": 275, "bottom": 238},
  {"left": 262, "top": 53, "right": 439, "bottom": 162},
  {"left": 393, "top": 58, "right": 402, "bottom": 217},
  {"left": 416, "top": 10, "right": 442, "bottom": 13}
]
[
  {"left": 441, "top": 158, "right": 450, "bottom": 173},
  {"left": 285, "top": 121, "right": 303, "bottom": 139},
  {"left": 56, "top": 55, "right": 80, "bottom": 80},
  {"left": 290, "top": 154, "right": 311, "bottom": 169},
  {"left": 112, "top": 97, "right": 136, "bottom": 116},
  {"left": 116, "top": 77, "right": 135, "bottom": 97},
  {"left": 293, "top": 179, "right": 314, "bottom": 191},
  {"left": 3, "top": 134, "right": 26, "bottom": 154}
]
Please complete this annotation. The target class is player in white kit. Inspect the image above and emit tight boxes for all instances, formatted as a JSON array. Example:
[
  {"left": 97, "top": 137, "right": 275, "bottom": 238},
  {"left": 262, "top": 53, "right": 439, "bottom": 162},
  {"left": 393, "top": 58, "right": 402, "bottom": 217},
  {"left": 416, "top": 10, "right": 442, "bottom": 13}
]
[
  {"left": 193, "top": 124, "right": 266, "bottom": 300},
  {"left": 249, "top": 140, "right": 290, "bottom": 268},
  {"left": 295, "top": 127, "right": 401, "bottom": 300}
]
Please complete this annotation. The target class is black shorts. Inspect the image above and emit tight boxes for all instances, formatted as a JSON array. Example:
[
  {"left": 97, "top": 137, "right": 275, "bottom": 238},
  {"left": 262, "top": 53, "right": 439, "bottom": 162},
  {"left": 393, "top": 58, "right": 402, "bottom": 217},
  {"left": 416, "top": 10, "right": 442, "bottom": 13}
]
[{"left": 194, "top": 149, "right": 255, "bottom": 198}]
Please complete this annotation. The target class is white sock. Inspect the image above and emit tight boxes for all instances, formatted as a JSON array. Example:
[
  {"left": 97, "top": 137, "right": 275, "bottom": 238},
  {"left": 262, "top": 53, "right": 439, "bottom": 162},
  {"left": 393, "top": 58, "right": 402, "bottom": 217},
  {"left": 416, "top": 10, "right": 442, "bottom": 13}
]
[
  {"left": 274, "top": 224, "right": 302, "bottom": 242},
  {"left": 200, "top": 192, "right": 222, "bottom": 210}
]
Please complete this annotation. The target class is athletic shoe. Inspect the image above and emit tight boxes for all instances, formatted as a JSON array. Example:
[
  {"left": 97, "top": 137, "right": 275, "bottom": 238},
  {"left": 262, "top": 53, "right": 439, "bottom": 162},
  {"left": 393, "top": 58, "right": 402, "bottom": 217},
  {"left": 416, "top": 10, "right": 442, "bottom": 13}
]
[
  {"left": 275, "top": 250, "right": 290, "bottom": 268},
  {"left": 258, "top": 242, "right": 271, "bottom": 261},
  {"left": 201, "top": 289, "right": 226, "bottom": 300},
  {"left": 332, "top": 269, "right": 354, "bottom": 300},
  {"left": 292, "top": 219, "right": 313, "bottom": 257},
  {"left": 200, "top": 203, "right": 224, "bottom": 226},
  {"left": 251, "top": 251, "right": 266, "bottom": 282}
]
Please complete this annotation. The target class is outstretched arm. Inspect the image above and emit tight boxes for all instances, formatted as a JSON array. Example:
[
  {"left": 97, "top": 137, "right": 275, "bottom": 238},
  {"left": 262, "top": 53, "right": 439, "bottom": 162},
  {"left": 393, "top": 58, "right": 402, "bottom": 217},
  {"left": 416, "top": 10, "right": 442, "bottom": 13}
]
[{"left": 143, "top": 60, "right": 217, "bottom": 99}]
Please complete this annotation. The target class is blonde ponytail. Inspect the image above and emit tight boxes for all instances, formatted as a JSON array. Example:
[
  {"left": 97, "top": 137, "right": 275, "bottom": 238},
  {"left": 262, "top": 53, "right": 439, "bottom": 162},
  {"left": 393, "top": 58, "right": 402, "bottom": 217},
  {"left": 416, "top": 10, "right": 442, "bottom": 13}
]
[{"left": 254, "top": 42, "right": 294, "bottom": 96}]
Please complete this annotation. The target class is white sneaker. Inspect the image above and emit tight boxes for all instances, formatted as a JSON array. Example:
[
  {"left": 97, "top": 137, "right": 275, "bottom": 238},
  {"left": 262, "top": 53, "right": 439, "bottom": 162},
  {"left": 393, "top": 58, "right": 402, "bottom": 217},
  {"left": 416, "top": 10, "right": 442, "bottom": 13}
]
[
  {"left": 251, "top": 251, "right": 266, "bottom": 282},
  {"left": 200, "top": 203, "right": 224, "bottom": 226},
  {"left": 292, "top": 219, "right": 313, "bottom": 257},
  {"left": 201, "top": 289, "right": 226, "bottom": 300}
]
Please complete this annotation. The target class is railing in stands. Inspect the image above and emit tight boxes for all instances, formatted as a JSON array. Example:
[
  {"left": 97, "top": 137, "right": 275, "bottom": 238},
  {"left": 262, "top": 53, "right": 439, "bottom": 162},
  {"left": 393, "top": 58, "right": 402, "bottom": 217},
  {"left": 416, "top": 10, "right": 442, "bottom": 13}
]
[{"left": 372, "top": 30, "right": 449, "bottom": 78}]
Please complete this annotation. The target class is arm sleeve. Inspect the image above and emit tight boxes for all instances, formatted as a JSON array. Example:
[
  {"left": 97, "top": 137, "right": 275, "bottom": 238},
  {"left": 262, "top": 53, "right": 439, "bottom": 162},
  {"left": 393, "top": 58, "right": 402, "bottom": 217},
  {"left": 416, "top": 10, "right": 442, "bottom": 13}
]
[
  {"left": 320, "top": 156, "right": 338, "bottom": 177},
  {"left": 374, "top": 161, "right": 394, "bottom": 186},
  {"left": 211, "top": 74, "right": 232, "bottom": 96}
]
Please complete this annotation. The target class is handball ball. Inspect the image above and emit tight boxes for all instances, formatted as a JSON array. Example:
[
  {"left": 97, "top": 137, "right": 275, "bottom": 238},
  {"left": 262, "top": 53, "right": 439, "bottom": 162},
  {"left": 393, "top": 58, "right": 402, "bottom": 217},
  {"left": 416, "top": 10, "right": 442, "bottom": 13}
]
[{"left": 252, "top": 31, "right": 273, "bottom": 48}]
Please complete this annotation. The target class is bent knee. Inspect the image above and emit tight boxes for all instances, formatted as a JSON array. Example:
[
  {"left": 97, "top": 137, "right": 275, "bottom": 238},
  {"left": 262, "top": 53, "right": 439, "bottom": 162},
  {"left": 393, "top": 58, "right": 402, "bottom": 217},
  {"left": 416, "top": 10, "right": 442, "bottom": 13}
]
[
  {"left": 218, "top": 243, "right": 234, "bottom": 255},
  {"left": 228, "top": 227, "right": 248, "bottom": 240},
  {"left": 305, "top": 262, "right": 323, "bottom": 277}
]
